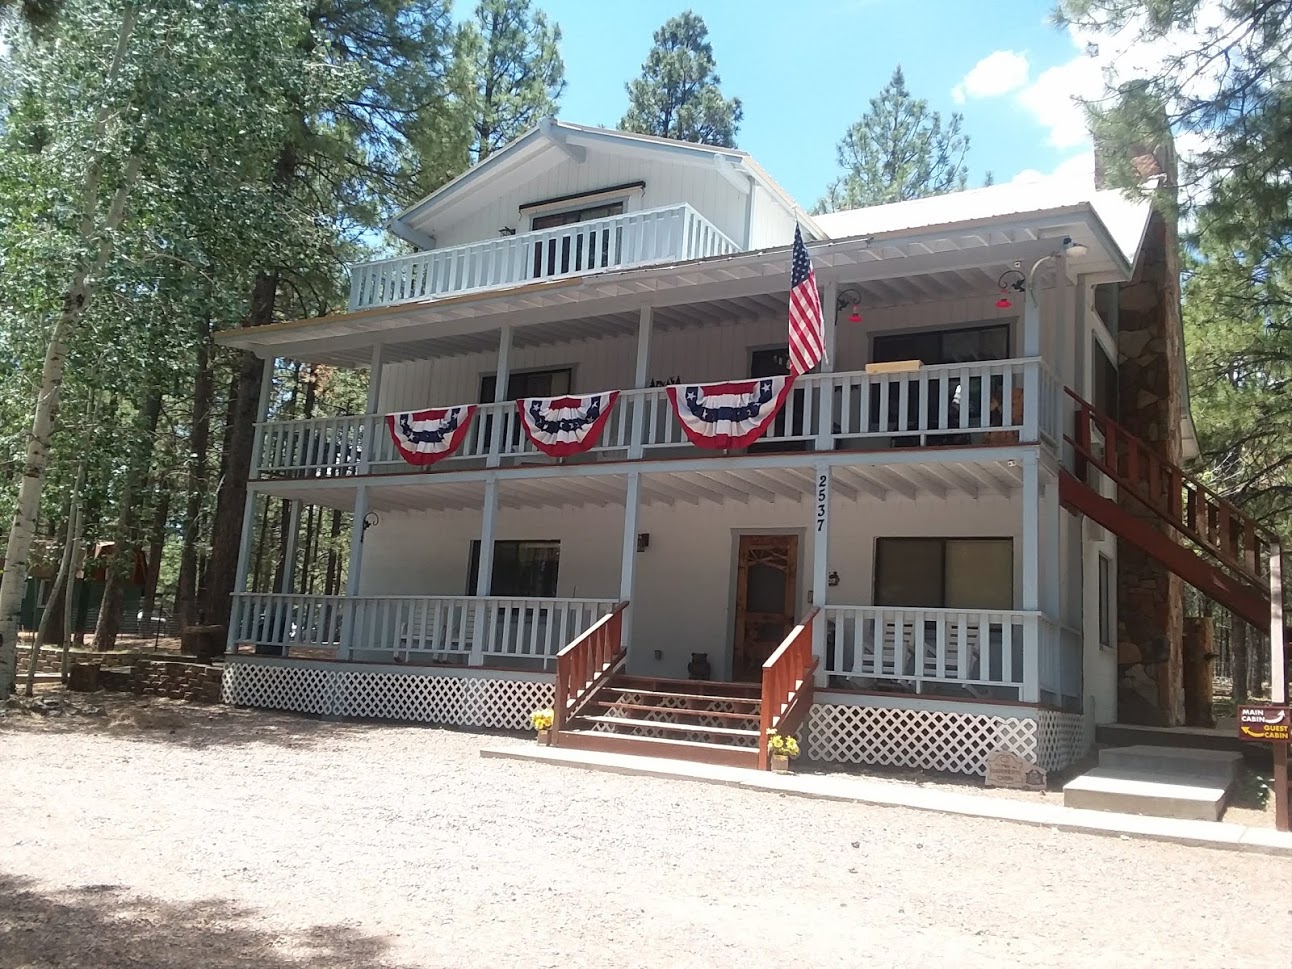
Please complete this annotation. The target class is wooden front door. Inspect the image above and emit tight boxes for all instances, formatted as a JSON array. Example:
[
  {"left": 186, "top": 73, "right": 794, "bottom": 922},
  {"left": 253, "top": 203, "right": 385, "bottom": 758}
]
[{"left": 731, "top": 534, "right": 799, "bottom": 682}]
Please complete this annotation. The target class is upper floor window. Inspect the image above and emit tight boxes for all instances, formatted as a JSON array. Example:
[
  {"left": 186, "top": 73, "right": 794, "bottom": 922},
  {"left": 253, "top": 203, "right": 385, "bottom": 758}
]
[
  {"left": 479, "top": 367, "right": 572, "bottom": 403},
  {"left": 530, "top": 201, "right": 625, "bottom": 231},
  {"left": 1092, "top": 337, "right": 1118, "bottom": 418},
  {"left": 872, "top": 322, "right": 1010, "bottom": 366}
]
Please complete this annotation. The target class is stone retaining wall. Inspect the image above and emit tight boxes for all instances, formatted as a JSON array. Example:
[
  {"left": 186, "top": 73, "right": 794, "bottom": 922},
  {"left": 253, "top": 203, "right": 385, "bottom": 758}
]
[
  {"left": 115, "top": 660, "right": 224, "bottom": 703},
  {"left": 15, "top": 646, "right": 145, "bottom": 675}
]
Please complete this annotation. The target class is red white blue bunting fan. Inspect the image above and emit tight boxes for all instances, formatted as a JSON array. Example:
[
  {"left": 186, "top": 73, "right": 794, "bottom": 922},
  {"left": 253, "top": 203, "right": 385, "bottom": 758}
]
[
  {"left": 517, "top": 391, "right": 619, "bottom": 457},
  {"left": 666, "top": 376, "right": 794, "bottom": 450},
  {"left": 386, "top": 405, "right": 477, "bottom": 466}
]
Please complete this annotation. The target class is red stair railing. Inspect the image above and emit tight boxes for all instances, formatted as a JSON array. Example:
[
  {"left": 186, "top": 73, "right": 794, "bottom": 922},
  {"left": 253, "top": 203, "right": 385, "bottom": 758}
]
[
  {"left": 552, "top": 601, "right": 628, "bottom": 741},
  {"left": 758, "top": 607, "right": 820, "bottom": 771},
  {"left": 1067, "top": 389, "right": 1274, "bottom": 588}
]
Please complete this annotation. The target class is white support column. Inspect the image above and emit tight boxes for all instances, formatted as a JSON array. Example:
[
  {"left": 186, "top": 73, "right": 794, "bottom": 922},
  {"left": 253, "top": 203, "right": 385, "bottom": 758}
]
[
  {"left": 811, "top": 462, "right": 831, "bottom": 686},
  {"left": 815, "top": 281, "right": 837, "bottom": 451},
  {"left": 629, "top": 306, "right": 652, "bottom": 460},
  {"left": 487, "top": 325, "right": 512, "bottom": 468},
  {"left": 1040, "top": 466, "right": 1063, "bottom": 700},
  {"left": 226, "top": 487, "right": 261, "bottom": 653},
  {"left": 1022, "top": 288, "right": 1042, "bottom": 444},
  {"left": 619, "top": 472, "right": 641, "bottom": 649},
  {"left": 471, "top": 476, "right": 499, "bottom": 665},
  {"left": 360, "top": 344, "right": 385, "bottom": 476},
  {"left": 251, "top": 355, "right": 275, "bottom": 481},
  {"left": 279, "top": 500, "right": 302, "bottom": 594},
  {"left": 1021, "top": 450, "right": 1040, "bottom": 702},
  {"left": 338, "top": 484, "right": 369, "bottom": 660}
]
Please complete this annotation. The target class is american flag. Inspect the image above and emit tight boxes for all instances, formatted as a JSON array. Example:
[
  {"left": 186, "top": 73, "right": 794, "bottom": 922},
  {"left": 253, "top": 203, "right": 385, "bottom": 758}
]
[{"left": 788, "top": 224, "right": 825, "bottom": 376}]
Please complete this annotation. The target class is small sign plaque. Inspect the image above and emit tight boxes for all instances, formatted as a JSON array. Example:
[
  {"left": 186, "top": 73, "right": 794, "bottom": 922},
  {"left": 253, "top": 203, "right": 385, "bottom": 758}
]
[
  {"left": 984, "top": 749, "right": 1047, "bottom": 790},
  {"left": 1238, "top": 705, "right": 1291, "bottom": 743}
]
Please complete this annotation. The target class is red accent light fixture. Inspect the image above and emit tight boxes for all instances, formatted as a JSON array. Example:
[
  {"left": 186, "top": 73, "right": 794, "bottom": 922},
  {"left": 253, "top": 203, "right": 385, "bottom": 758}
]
[
  {"left": 848, "top": 305, "right": 863, "bottom": 323},
  {"left": 836, "top": 287, "right": 864, "bottom": 325},
  {"left": 995, "top": 291, "right": 1013, "bottom": 309}
]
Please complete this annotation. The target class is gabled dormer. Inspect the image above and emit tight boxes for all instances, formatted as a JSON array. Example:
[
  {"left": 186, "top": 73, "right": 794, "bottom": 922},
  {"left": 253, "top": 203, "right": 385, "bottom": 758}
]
[{"left": 388, "top": 118, "right": 820, "bottom": 255}]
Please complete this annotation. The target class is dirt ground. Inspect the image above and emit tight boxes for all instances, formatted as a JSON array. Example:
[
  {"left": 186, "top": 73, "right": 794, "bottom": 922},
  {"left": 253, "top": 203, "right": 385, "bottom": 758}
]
[{"left": 1, "top": 690, "right": 1287, "bottom": 969}]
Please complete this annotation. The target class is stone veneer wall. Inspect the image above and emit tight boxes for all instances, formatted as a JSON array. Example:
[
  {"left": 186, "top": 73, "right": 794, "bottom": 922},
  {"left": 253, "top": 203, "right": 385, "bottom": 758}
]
[
  {"left": 103, "top": 659, "right": 224, "bottom": 703},
  {"left": 1099, "top": 140, "right": 1187, "bottom": 726}
]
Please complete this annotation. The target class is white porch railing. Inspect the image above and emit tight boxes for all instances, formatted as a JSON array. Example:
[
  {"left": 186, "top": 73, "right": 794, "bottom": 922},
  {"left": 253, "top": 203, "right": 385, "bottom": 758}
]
[
  {"left": 1038, "top": 617, "right": 1083, "bottom": 706},
  {"left": 228, "top": 593, "right": 616, "bottom": 667},
  {"left": 822, "top": 605, "right": 1042, "bottom": 701},
  {"left": 348, "top": 203, "right": 739, "bottom": 311},
  {"left": 255, "top": 358, "right": 1057, "bottom": 478}
]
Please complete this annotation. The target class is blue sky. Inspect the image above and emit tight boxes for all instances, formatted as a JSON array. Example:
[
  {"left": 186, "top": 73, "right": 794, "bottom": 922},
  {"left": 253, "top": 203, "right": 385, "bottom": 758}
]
[{"left": 526, "top": 0, "right": 1101, "bottom": 208}]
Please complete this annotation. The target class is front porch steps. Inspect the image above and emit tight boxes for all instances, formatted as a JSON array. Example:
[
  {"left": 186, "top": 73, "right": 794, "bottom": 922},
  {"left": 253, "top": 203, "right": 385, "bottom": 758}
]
[
  {"left": 555, "top": 674, "right": 764, "bottom": 768},
  {"left": 1062, "top": 745, "right": 1244, "bottom": 822}
]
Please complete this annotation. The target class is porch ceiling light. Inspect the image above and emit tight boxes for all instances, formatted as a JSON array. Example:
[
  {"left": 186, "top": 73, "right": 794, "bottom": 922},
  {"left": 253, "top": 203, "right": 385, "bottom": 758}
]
[{"left": 1061, "top": 236, "right": 1088, "bottom": 258}]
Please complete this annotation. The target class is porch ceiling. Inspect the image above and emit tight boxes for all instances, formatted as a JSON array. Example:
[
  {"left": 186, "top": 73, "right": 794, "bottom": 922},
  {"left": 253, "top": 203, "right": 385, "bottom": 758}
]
[{"left": 253, "top": 455, "right": 1024, "bottom": 513}]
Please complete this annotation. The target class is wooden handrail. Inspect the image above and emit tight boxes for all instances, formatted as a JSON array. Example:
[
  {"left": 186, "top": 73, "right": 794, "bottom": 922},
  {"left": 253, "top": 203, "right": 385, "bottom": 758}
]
[
  {"left": 758, "top": 607, "right": 820, "bottom": 771},
  {"left": 553, "top": 600, "right": 629, "bottom": 738},
  {"left": 1065, "top": 389, "right": 1274, "bottom": 586}
]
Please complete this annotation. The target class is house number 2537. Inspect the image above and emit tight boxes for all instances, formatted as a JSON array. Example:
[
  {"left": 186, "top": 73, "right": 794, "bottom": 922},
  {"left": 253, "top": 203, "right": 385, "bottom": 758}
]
[{"left": 816, "top": 473, "right": 829, "bottom": 533}]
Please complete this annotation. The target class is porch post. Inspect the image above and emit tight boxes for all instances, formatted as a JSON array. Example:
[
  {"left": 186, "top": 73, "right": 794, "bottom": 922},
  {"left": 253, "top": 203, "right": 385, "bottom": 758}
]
[
  {"left": 279, "top": 500, "right": 302, "bottom": 594},
  {"left": 251, "top": 355, "right": 275, "bottom": 481},
  {"left": 1022, "top": 287, "right": 1042, "bottom": 444},
  {"left": 1020, "top": 450, "right": 1040, "bottom": 701},
  {"left": 226, "top": 486, "right": 261, "bottom": 653},
  {"left": 1040, "top": 465, "right": 1063, "bottom": 699},
  {"left": 361, "top": 344, "right": 385, "bottom": 475},
  {"left": 629, "top": 306, "right": 652, "bottom": 460},
  {"left": 619, "top": 472, "right": 641, "bottom": 649},
  {"left": 811, "top": 461, "right": 831, "bottom": 687},
  {"left": 815, "top": 281, "right": 837, "bottom": 451},
  {"left": 487, "top": 325, "right": 512, "bottom": 469},
  {"left": 338, "top": 484, "right": 369, "bottom": 660},
  {"left": 472, "top": 475, "right": 499, "bottom": 665}
]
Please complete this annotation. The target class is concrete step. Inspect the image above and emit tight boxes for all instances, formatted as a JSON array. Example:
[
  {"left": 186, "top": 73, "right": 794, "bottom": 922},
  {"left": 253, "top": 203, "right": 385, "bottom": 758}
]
[
  {"left": 1098, "top": 745, "right": 1243, "bottom": 786},
  {"left": 1063, "top": 769, "right": 1228, "bottom": 821}
]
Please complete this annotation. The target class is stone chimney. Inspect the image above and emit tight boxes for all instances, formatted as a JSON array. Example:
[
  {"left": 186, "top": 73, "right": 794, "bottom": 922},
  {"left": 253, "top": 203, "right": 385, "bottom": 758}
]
[{"left": 1094, "top": 89, "right": 1187, "bottom": 726}]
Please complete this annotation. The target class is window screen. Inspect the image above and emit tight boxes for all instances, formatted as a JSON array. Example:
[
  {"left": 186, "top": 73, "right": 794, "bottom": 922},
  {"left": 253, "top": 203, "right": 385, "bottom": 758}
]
[{"left": 467, "top": 541, "right": 560, "bottom": 597}]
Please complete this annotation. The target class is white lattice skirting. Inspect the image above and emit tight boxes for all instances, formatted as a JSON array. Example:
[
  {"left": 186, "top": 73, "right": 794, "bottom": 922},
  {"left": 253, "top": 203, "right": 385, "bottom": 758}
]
[
  {"left": 807, "top": 703, "right": 1094, "bottom": 776},
  {"left": 222, "top": 659, "right": 552, "bottom": 731}
]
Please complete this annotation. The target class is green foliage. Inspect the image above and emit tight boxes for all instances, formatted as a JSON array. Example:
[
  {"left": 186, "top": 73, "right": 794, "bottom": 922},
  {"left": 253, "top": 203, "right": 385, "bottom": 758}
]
[
  {"left": 454, "top": 0, "right": 565, "bottom": 161},
  {"left": 619, "top": 10, "right": 742, "bottom": 148},
  {"left": 815, "top": 67, "right": 969, "bottom": 212}
]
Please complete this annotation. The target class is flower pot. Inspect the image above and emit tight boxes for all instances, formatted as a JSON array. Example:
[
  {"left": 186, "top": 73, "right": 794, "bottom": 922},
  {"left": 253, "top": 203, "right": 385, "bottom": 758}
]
[
  {"left": 537, "top": 728, "right": 550, "bottom": 745},
  {"left": 771, "top": 753, "right": 790, "bottom": 774}
]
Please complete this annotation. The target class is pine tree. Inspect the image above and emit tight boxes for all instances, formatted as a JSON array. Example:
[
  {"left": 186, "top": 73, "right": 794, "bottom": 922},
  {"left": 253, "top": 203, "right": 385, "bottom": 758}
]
[
  {"left": 619, "top": 11, "right": 742, "bottom": 148},
  {"left": 455, "top": 0, "right": 565, "bottom": 161},
  {"left": 816, "top": 66, "right": 969, "bottom": 212}
]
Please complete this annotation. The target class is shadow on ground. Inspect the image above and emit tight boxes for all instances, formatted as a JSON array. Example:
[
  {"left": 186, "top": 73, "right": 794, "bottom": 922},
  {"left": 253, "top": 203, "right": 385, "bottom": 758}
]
[{"left": 0, "top": 875, "right": 417, "bottom": 969}]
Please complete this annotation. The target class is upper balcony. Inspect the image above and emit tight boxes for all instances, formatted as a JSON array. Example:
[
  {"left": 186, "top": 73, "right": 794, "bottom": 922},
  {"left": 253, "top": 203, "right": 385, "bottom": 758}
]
[{"left": 349, "top": 203, "right": 739, "bottom": 313}]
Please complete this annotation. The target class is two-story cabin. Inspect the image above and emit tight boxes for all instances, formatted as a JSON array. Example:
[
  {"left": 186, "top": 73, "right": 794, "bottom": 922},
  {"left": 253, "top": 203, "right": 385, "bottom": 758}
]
[{"left": 216, "top": 119, "right": 1269, "bottom": 777}]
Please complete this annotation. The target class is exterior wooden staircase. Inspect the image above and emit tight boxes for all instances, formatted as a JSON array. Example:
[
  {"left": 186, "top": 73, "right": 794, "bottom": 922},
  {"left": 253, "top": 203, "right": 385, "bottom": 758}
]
[
  {"left": 1061, "top": 391, "right": 1282, "bottom": 631},
  {"left": 551, "top": 603, "right": 819, "bottom": 769}
]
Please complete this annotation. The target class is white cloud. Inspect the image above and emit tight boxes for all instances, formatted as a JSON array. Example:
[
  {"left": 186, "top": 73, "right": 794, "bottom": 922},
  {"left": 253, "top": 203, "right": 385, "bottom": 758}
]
[
  {"left": 1008, "top": 153, "right": 1096, "bottom": 186},
  {"left": 952, "top": 50, "right": 1031, "bottom": 104},
  {"left": 1013, "top": 1, "right": 1231, "bottom": 152}
]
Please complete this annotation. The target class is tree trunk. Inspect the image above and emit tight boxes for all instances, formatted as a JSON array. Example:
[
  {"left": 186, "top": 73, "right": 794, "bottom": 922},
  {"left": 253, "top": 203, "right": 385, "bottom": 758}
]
[
  {"left": 24, "top": 513, "right": 71, "bottom": 696},
  {"left": 0, "top": 11, "right": 141, "bottom": 696},
  {"left": 1232, "top": 616, "right": 1249, "bottom": 704},
  {"left": 141, "top": 484, "right": 169, "bottom": 623},
  {"left": 325, "top": 508, "right": 342, "bottom": 595},
  {"left": 178, "top": 320, "right": 213, "bottom": 627},
  {"left": 93, "top": 386, "right": 162, "bottom": 651},
  {"left": 63, "top": 525, "right": 87, "bottom": 681}
]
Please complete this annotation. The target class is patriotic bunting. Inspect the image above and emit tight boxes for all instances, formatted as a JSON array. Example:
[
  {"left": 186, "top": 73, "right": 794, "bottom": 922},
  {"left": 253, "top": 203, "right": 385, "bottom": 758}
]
[
  {"left": 666, "top": 376, "right": 794, "bottom": 450},
  {"left": 516, "top": 391, "right": 619, "bottom": 457},
  {"left": 386, "top": 405, "right": 477, "bottom": 466}
]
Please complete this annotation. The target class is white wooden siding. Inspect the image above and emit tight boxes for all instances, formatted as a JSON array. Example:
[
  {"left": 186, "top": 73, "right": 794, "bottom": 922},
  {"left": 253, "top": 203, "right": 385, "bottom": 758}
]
[
  {"left": 430, "top": 151, "right": 751, "bottom": 251},
  {"left": 358, "top": 491, "right": 1022, "bottom": 681},
  {"left": 747, "top": 183, "right": 800, "bottom": 249}
]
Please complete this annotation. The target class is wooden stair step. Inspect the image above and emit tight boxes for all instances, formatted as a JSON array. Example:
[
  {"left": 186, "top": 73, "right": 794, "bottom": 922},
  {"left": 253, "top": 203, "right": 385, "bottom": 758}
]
[
  {"left": 579, "top": 714, "right": 759, "bottom": 739},
  {"left": 589, "top": 699, "right": 759, "bottom": 721},
  {"left": 601, "top": 686, "right": 762, "bottom": 706},
  {"left": 611, "top": 675, "right": 761, "bottom": 694},
  {"left": 554, "top": 729, "right": 760, "bottom": 769}
]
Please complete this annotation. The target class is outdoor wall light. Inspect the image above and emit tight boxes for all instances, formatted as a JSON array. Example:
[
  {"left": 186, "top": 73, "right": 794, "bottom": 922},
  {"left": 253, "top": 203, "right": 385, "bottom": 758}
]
[
  {"left": 836, "top": 287, "right": 864, "bottom": 323},
  {"left": 362, "top": 511, "right": 380, "bottom": 534},
  {"left": 637, "top": 532, "right": 650, "bottom": 552},
  {"left": 828, "top": 570, "right": 840, "bottom": 587},
  {"left": 995, "top": 269, "right": 1026, "bottom": 309}
]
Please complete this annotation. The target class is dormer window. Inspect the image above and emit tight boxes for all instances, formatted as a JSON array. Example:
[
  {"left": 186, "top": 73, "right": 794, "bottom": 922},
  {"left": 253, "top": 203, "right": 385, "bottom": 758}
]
[{"left": 530, "top": 200, "right": 625, "bottom": 231}]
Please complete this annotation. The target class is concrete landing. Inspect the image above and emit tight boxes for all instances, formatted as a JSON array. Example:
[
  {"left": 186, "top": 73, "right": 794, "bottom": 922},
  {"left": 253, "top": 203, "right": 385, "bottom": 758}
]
[
  {"left": 482, "top": 743, "right": 1292, "bottom": 857},
  {"left": 1062, "top": 745, "right": 1244, "bottom": 821}
]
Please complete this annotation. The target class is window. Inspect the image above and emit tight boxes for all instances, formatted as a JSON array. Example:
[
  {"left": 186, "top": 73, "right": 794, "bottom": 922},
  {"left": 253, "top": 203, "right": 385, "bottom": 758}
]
[
  {"left": 529, "top": 200, "right": 626, "bottom": 278},
  {"left": 479, "top": 367, "right": 572, "bottom": 403},
  {"left": 530, "top": 201, "right": 625, "bottom": 232},
  {"left": 872, "top": 322, "right": 1011, "bottom": 366},
  {"left": 875, "top": 538, "right": 1013, "bottom": 610},
  {"left": 467, "top": 541, "right": 560, "bottom": 597},
  {"left": 1097, "top": 553, "right": 1113, "bottom": 648},
  {"left": 1092, "top": 337, "right": 1118, "bottom": 419}
]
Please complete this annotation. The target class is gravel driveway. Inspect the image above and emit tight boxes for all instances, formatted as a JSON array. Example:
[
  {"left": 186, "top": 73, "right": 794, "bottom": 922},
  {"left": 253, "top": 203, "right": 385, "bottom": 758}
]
[{"left": 1, "top": 693, "right": 1286, "bottom": 968}]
